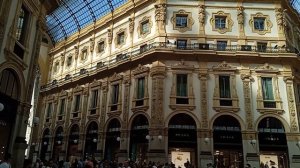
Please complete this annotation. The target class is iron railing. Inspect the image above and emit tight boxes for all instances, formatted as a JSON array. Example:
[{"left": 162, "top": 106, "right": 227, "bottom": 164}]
[{"left": 41, "top": 42, "right": 299, "bottom": 91}]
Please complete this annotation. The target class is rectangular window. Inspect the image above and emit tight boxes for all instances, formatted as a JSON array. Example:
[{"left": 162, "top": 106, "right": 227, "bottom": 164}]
[
  {"left": 141, "top": 20, "right": 149, "bottom": 34},
  {"left": 98, "top": 41, "right": 105, "bottom": 53},
  {"left": 67, "top": 56, "right": 72, "bottom": 67},
  {"left": 254, "top": 17, "right": 265, "bottom": 31},
  {"left": 217, "top": 41, "right": 227, "bottom": 51},
  {"left": 59, "top": 99, "right": 65, "bottom": 115},
  {"left": 74, "top": 95, "right": 81, "bottom": 112},
  {"left": 177, "top": 40, "right": 187, "bottom": 49},
  {"left": 46, "top": 103, "right": 52, "bottom": 122},
  {"left": 91, "top": 90, "right": 98, "bottom": 108},
  {"left": 257, "top": 42, "right": 267, "bottom": 52},
  {"left": 118, "top": 32, "right": 125, "bottom": 45},
  {"left": 219, "top": 76, "right": 232, "bottom": 106},
  {"left": 261, "top": 77, "right": 276, "bottom": 108},
  {"left": 215, "top": 16, "right": 226, "bottom": 29},
  {"left": 140, "top": 44, "right": 148, "bottom": 53},
  {"left": 136, "top": 77, "right": 145, "bottom": 106},
  {"left": 176, "top": 15, "right": 188, "bottom": 27},
  {"left": 16, "top": 6, "right": 29, "bottom": 44},
  {"left": 176, "top": 74, "right": 188, "bottom": 104},
  {"left": 112, "top": 84, "right": 119, "bottom": 104},
  {"left": 111, "top": 84, "right": 119, "bottom": 111},
  {"left": 81, "top": 49, "right": 87, "bottom": 60},
  {"left": 54, "top": 62, "right": 59, "bottom": 73}
]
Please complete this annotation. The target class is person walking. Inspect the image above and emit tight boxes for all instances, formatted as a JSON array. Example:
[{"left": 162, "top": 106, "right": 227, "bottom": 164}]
[{"left": 0, "top": 153, "right": 12, "bottom": 168}]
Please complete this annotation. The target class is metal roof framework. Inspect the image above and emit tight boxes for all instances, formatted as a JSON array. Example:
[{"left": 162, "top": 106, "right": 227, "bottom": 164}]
[{"left": 46, "top": 0, "right": 128, "bottom": 43}]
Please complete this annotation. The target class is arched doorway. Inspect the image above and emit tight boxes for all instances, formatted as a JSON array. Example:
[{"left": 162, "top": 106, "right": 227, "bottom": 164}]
[
  {"left": 130, "top": 115, "right": 149, "bottom": 162},
  {"left": 52, "top": 127, "right": 63, "bottom": 161},
  {"left": 213, "top": 115, "right": 243, "bottom": 168},
  {"left": 168, "top": 113, "right": 197, "bottom": 168},
  {"left": 104, "top": 119, "right": 120, "bottom": 161},
  {"left": 0, "top": 69, "right": 20, "bottom": 160},
  {"left": 84, "top": 122, "right": 98, "bottom": 159},
  {"left": 67, "top": 124, "right": 80, "bottom": 159},
  {"left": 40, "top": 129, "right": 50, "bottom": 161},
  {"left": 258, "top": 117, "right": 288, "bottom": 168}
]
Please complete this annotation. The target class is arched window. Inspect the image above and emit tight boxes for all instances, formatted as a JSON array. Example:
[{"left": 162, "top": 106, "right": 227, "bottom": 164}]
[{"left": 0, "top": 69, "right": 20, "bottom": 99}]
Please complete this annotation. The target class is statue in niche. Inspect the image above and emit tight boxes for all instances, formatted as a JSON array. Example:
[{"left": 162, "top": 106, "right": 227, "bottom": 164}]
[{"left": 155, "top": 3, "right": 166, "bottom": 22}]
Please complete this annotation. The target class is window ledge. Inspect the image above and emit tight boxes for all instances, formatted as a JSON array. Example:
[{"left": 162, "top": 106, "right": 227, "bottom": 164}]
[
  {"left": 257, "top": 108, "right": 284, "bottom": 114},
  {"left": 107, "top": 110, "right": 122, "bottom": 118},
  {"left": 87, "top": 114, "right": 100, "bottom": 120},
  {"left": 169, "top": 104, "right": 195, "bottom": 111},
  {"left": 56, "top": 120, "right": 65, "bottom": 125},
  {"left": 4, "top": 47, "right": 28, "bottom": 70},
  {"left": 70, "top": 117, "right": 81, "bottom": 123},
  {"left": 132, "top": 105, "right": 149, "bottom": 113},
  {"left": 213, "top": 106, "right": 240, "bottom": 113}
]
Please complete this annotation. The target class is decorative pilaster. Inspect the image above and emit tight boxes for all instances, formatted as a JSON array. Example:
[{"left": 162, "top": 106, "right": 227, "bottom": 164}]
[
  {"left": 284, "top": 76, "right": 299, "bottom": 132},
  {"left": 199, "top": 72, "right": 208, "bottom": 129},
  {"left": 275, "top": 8, "right": 285, "bottom": 37},
  {"left": 98, "top": 80, "right": 108, "bottom": 153},
  {"left": 241, "top": 74, "right": 254, "bottom": 130},
  {"left": 237, "top": 6, "right": 245, "bottom": 38},
  {"left": 150, "top": 61, "right": 166, "bottom": 128},
  {"left": 122, "top": 75, "right": 131, "bottom": 130}
]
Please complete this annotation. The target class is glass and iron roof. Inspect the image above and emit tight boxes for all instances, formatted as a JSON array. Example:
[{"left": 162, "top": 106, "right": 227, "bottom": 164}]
[
  {"left": 46, "top": 0, "right": 128, "bottom": 43},
  {"left": 46, "top": 0, "right": 299, "bottom": 44}
]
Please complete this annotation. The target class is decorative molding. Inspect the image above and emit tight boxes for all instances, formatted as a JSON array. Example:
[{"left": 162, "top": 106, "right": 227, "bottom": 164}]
[
  {"left": 212, "top": 61, "right": 237, "bottom": 72},
  {"left": 109, "top": 73, "right": 123, "bottom": 83},
  {"left": 249, "top": 12, "right": 273, "bottom": 35},
  {"left": 171, "top": 10, "right": 194, "bottom": 33},
  {"left": 199, "top": 71, "right": 208, "bottom": 128},
  {"left": 241, "top": 73, "right": 254, "bottom": 130},
  {"left": 237, "top": 6, "right": 244, "bottom": 25},
  {"left": 210, "top": 11, "right": 233, "bottom": 34},
  {"left": 132, "top": 64, "right": 149, "bottom": 111},
  {"left": 137, "top": 16, "right": 153, "bottom": 39},
  {"left": 132, "top": 64, "right": 150, "bottom": 76},
  {"left": 254, "top": 63, "right": 279, "bottom": 74},
  {"left": 155, "top": 3, "right": 167, "bottom": 33}
]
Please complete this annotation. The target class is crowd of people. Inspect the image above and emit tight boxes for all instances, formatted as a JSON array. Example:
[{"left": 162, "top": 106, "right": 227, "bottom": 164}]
[{"left": 28, "top": 158, "right": 194, "bottom": 168}]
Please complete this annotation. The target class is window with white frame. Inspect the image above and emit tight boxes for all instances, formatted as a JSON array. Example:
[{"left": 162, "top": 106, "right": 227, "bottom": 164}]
[
  {"left": 261, "top": 77, "right": 276, "bottom": 108},
  {"left": 98, "top": 41, "right": 105, "bottom": 53},
  {"left": 141, "top": 20, "right": 150, "bottom": 34},
  {"left": 58, "top": 98, "right": 65, "bottom": 120},
  {"left": 46, "top": 102, "right": 52, "bottom": 122},
  {"left": 117, "top": 32, "right": 125, "bottom": 45},
  {"left": 90, "top": 89, "right": 98, "bottom": 114},
  {"left": 136, "top": 77, "right": 145, "bottom": 106},
  {"left": 215, "top": 16, "right": 226, "bottom": 29},
  {"left": 111, "top": 84, "right": 119, "bottom": 111},
  {"left": 176, "top": 74, "right": 189, "bottom": 104},
  {"left": 219, "top": 75, "right": 232, "bottom": 106},
  {"left": 176, "top": 14, "right": 188, "bottom": 27}
]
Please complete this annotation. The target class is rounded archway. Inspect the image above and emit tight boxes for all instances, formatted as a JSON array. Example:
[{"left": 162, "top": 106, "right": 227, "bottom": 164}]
[
  {"left": 40, "top": 129, "right": 50, "bottom": 161},
  {"left": 258, "top": 117, "right": 288, "bottom": 168},
  {"left": 130, "top": 114, "right": 149, "bottom": 161},
  {"left": 67, "top": 124, "right": 80, "bottom": 159},
  {"left": 84, "top": 121, "right": 98, "bottom": 159},
  {"left": 168, "top": 113, "right": 197, "bottom": 168},
  {"left": 52, "top": 127, "right": 64, "bottom": 160},
  {"left": 0, "top": 68, "right": 20, "bottom": 160},
  {"left": 104, "top": 119, "right": 121, "bottom": 161},
  {"left": 213, "top": 115, "right": 243, "bottom": 168}
]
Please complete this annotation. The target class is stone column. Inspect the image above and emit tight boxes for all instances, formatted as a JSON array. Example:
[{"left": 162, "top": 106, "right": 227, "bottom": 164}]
[
  {"left": 78, "top": 86, "right": 89, "bottom": 156},
  {"left": 242, "top": 131, "right": 259, "bottom": 168},
  {"left": 147, "top": 61, "right": 166, "bottom": 163}
]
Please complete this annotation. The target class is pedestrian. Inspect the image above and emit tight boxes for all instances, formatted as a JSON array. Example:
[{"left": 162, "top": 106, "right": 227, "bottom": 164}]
[{"left": 0, "top": 153, "right": 12, "bottom": 168}]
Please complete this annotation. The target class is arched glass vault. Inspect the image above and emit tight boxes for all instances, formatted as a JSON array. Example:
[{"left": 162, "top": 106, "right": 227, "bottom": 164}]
[{"left": 46, "top": 0, "right": 128, "bottom": 43}]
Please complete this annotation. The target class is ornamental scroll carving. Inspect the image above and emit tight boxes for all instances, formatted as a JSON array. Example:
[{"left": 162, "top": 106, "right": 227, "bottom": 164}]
[{"left": 199, "top": 73, "right": 208, "bottom": 128}]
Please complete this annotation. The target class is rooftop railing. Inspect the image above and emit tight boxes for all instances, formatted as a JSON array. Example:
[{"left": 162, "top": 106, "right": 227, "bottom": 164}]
[{"left": 41, "top": 42, "right": 299, "bottom": 91}]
